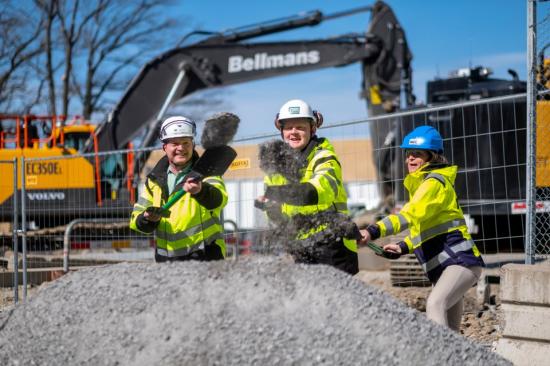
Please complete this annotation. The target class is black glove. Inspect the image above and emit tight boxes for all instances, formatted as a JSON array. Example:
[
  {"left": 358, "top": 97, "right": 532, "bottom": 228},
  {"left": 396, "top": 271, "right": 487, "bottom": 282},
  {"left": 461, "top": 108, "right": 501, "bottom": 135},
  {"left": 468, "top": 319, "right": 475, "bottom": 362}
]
[
  {"left": 145, "top": 206, "right": 171, "bottom": 218},
  {"left": 366, "top": 242, "right": 401, "bottom": 260},
  {"left": 380, "top": 250, "right": 401, "bottom": 260},
  {"left": 254, "top": 199, "right": 267, "bottom": 210}
]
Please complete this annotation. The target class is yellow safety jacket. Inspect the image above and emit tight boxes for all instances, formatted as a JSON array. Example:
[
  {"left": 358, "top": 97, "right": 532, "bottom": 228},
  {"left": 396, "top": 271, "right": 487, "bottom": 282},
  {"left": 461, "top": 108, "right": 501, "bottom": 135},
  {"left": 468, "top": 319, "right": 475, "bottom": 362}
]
[
  {"left": 130, "top": 156, "right": 228, "bottom": 258},
  {"left": 375, "top": 163, "right": 483, "bottom": 282},
  {"left": 264, "top": 137, "right": 357, "bottom": 253}
]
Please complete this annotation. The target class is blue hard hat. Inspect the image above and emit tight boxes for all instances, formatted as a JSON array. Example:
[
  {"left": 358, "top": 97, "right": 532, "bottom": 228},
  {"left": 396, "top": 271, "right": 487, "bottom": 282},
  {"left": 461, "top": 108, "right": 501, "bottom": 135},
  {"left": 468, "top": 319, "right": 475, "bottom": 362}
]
[{"left": 400, "top": 125, "right": 443, "bottom": 153}]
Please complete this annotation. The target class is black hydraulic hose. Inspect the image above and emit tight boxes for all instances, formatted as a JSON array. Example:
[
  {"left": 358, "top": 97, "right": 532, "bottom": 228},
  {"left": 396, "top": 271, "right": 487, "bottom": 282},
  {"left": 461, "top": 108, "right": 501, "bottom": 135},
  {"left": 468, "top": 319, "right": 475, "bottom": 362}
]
[
  {"left": 322, "top": 6, "right": 372, "bottom": 21},
  {"left": 198, "top": 4, "right": 372, "bottom": 45}
]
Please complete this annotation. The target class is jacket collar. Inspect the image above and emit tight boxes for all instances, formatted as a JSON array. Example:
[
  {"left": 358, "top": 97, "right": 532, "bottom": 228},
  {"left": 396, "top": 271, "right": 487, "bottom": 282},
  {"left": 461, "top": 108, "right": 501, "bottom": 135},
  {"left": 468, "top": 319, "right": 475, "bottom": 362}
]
[
  {"left": 404, "top": 163, "right": 457, "bottom": 193},
  {"left": 299, "top": 135, "right": 321, "bottom": 160}
]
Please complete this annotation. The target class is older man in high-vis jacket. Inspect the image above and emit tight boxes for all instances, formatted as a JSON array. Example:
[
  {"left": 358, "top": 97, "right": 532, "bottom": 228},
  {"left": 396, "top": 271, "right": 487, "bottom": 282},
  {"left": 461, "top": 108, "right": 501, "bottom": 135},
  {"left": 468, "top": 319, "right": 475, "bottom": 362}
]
[{"left": 130, "top": 116, "right": 228, "bottom": 262}]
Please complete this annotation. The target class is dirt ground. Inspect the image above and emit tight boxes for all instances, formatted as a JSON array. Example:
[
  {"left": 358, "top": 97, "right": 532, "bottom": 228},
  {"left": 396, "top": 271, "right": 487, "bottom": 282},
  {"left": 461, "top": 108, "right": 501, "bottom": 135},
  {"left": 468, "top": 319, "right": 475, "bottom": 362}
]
[
  {"left": 355, "top": 270, "right": 502, "bottom": 346},
  {"left": 0, "top": 285, "right": 39, "bottom": 309}
]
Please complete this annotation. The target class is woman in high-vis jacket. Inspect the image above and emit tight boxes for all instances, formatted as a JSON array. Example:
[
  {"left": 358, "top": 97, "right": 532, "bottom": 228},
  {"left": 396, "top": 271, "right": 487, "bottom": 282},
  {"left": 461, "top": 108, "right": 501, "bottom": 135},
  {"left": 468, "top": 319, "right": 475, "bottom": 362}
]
[
  {"left": 256, "top": 99, "right": 358, "bottom": 275},
  {"left": 130, "top": 116, "right": 228, "bottom": 262},
  {"left": 360, "top": 125, "right": 484, "bottom": 331}
]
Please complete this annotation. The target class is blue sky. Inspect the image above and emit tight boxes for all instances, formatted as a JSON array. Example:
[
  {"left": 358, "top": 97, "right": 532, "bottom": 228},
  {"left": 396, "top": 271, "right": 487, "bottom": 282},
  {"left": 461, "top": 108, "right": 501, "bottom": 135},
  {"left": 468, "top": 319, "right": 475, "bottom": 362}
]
[{"left": 170, "top": 0, "right": 526, "bottom": 139}]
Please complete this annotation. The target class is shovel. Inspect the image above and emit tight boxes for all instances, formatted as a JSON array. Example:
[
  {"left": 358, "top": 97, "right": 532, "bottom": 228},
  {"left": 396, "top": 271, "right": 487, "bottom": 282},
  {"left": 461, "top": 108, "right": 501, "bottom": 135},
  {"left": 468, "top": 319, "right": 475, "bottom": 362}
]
[
  {"left": 146, "top": 145, "right": 237, "bottom": 217},
  {"left": 146, "top": 112, "right": 240, "bottom": 218},
  {"left": 365, "top": 242, "right": 401, "bottom": 260}
]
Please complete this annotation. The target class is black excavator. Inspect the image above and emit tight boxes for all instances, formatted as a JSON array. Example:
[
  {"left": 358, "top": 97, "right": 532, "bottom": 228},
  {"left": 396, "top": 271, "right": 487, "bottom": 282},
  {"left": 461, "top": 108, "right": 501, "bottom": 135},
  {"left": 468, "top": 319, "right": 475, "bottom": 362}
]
[
  {"left": 88, "top": 1, "right": 411, "bottom": 156},
  {"left": 1, "top": 1, "right": 412, "bottom": 234}
]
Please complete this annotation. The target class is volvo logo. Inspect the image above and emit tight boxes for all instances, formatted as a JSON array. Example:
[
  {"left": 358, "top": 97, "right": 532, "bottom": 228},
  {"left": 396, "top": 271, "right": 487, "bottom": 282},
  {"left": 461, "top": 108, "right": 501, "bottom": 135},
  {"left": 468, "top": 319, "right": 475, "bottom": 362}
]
[{"left": 27, "top": 192, "right": 66, "bottom": 201}]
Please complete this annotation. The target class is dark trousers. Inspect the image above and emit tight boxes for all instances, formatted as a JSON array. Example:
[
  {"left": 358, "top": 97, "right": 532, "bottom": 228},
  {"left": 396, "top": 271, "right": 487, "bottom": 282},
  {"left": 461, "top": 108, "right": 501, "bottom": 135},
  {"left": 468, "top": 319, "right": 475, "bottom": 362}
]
[
  {"left": 292, "top": 239, "right": 359, "bottom": 275},
  {"left": 155, "top": 243, "right": 224, "bottom": 263}
]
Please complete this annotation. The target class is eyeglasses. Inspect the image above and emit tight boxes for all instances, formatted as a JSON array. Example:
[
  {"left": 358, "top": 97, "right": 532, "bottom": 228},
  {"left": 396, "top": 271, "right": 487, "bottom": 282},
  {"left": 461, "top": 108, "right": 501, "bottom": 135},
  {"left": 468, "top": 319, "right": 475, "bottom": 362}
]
[{"left": 405, "top": 149, "right": 429, "bottom": 158}]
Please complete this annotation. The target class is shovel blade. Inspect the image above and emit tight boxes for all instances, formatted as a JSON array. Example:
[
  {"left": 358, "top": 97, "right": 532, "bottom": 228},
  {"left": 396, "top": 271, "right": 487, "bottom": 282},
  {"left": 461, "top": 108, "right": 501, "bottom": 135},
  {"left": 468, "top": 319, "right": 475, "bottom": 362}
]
[{"left": 193, "top": 145, "right": 237, "bottom": 177}]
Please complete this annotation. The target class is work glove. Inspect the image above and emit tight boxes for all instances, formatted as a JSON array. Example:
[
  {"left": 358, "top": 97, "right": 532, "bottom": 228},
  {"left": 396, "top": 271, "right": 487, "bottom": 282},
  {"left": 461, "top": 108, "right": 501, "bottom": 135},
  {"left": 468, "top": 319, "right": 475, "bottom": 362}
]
[{"left": 365, "top": 242, "right": 401, "bottom": 260}]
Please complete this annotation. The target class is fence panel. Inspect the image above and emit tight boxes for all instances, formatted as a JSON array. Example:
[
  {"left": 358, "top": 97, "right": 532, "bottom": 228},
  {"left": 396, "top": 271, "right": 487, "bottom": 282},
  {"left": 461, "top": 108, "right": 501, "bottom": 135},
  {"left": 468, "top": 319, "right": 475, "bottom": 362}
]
[
  {"left": 0, "top": 159, "right": 18, "bottom": 310},
  {"left": 19, "top": 146, "right": 249, "bottom": 278},
  {"left": 8, "top": 93, "right": 541, "bottom": 291},
  {"left": 21, "top": 148, "right": 156, "bottom": 286},
  {"left": 225, "top": 94, "right": 536, "bottom": 286}
]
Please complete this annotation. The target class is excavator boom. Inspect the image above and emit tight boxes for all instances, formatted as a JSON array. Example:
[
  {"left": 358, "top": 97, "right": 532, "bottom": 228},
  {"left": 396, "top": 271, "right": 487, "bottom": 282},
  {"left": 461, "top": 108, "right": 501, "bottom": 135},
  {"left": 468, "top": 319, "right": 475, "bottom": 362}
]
[{"left": 88, "top": 1, "right": 412, "bottom": 153}]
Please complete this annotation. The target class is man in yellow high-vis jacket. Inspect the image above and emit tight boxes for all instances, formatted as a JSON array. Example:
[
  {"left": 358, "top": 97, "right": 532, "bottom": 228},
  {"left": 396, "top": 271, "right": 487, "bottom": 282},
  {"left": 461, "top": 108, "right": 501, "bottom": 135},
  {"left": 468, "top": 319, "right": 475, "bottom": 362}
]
[
  {"left": 130, "top": 116, "right": 228, "bottom": 262},
  {"left": 256, "top": 99, "right": 358, "bottom": 275}
]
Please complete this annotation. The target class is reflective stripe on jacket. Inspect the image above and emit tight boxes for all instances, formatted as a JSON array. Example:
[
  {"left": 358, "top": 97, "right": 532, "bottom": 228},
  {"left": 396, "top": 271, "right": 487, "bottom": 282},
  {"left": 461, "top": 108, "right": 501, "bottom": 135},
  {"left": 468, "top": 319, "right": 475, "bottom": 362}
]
[
  {"left": 264, "top": 137, "right": 356, "bottom": 253},
  {"left": 376, "top": 163, "right": 483, "bottom": 282},
  {"left": 129, "top": 157, "right": 227, "bottom": 258}
]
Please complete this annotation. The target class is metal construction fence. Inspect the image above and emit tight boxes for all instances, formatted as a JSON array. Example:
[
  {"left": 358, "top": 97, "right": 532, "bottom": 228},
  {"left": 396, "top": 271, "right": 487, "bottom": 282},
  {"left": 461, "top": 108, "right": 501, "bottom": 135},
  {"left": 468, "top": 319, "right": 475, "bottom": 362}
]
[
  {"left": 531, "top": 0, "right": 550, "bottom": 258},
  {"left": 1, "top": 92, "right": 549, "bottom": 308},
  {"left": 0, "top": 159, "right": 18, "bottom": 308}
]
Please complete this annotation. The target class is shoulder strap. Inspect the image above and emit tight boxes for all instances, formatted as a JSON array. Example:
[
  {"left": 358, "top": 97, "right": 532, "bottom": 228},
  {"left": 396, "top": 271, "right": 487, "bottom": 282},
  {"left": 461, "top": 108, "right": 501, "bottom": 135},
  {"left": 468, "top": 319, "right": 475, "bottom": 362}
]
[{"left": 424, "top": 172, "right": 446, "bottom": 186}]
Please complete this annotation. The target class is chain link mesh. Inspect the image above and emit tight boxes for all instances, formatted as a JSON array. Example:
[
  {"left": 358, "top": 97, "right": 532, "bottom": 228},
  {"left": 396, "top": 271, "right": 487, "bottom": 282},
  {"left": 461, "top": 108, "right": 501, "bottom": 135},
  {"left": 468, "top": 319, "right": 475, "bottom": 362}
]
[{"left": 535, "top": 0, "right": 550, "bottom": 257}]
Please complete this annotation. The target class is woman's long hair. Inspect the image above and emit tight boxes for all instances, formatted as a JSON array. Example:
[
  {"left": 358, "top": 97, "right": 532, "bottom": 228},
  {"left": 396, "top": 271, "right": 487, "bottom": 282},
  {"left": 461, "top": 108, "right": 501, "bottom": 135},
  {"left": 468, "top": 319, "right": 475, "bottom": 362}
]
[{"left": 428, "top": 151, "right": 449, "bottom": 164}]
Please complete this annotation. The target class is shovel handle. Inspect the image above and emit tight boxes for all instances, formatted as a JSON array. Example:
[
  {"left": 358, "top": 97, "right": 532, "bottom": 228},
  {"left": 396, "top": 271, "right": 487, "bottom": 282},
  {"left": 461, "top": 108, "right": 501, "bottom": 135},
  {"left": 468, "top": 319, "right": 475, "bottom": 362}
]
[
  {"left": 162, "top": 189, "right": 187, "bottom": 210},
  {"left": 161, "top": 175, "right": 201, "bottom": 210},
  {"left": 366, "top": 242, "right": 385, "bottom": 255},
  {"left": 366, "top": 242, "right": 401, "bottom": 259}
]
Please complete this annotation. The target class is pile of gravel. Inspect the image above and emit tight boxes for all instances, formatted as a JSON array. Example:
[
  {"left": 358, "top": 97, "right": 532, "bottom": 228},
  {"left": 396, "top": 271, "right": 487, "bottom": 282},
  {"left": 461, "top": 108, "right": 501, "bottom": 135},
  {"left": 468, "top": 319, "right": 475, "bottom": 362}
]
[{"left": 0, "top": 256, "right": 509, "bottom": 365}]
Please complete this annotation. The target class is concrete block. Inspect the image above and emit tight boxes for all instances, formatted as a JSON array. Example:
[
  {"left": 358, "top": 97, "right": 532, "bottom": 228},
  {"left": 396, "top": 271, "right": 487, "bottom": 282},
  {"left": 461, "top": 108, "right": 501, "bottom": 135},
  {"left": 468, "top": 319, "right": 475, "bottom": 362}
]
[
  {"left": 495, "top": 338, "right": 550, "bottom": 366},
  {"left": 500, "top": 264, "right": 550, "bottom": 305},
  {"left": 501, "top": 303, "right": 550, "bottom": 341}
]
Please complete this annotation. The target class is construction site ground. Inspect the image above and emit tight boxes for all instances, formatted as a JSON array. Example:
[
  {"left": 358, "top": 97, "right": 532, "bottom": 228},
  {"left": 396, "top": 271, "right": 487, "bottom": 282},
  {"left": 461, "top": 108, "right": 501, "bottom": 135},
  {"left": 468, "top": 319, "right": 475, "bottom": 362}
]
[
  {"left": 355, "top": 269, "right": 502, "bottom": 347},
  {"left": 0, "top": 257, "right": 510, "bottom": 365}
]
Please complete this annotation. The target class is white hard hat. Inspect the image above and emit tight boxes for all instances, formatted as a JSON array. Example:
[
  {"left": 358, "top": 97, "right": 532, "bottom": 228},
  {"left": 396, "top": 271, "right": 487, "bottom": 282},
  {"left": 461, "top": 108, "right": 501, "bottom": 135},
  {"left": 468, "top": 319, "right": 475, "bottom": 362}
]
[
  {"left": 159, "top": 116, "right": 196, "bottom": 142},
  {"left": 274, "top": 99, "right": 323, "bottom": 130},
  {"left": 278, "top": 99, "right": 314, "bottom": 121}
]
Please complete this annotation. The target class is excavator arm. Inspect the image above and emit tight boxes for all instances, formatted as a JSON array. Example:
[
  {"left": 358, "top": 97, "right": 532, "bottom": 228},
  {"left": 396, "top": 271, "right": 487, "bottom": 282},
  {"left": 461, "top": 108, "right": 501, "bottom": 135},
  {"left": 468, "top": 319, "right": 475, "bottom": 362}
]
[
  {"left": 88, "top": 0, "right": 412, "bottom": 153},
  {"left": 93, "top": 37, "right": 381, "bottom": 151}
]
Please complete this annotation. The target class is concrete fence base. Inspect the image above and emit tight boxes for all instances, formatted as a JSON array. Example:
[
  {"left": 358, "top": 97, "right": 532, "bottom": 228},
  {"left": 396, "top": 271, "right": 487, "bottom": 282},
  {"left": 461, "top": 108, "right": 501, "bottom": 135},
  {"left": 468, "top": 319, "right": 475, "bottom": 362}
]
[{"left": 494, "top": 264, "right": 550, "bottom": 365}]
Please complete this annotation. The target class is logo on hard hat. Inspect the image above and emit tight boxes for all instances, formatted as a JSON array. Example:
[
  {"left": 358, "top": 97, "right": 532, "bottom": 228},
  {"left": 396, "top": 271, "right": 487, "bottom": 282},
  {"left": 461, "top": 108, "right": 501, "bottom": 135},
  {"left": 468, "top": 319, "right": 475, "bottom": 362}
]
[
  {"left": 289, "top": 106, "right": 300, "bottom": 114},
  {"left": 408, "top": 137, "right": 425, "bottom": 145}
]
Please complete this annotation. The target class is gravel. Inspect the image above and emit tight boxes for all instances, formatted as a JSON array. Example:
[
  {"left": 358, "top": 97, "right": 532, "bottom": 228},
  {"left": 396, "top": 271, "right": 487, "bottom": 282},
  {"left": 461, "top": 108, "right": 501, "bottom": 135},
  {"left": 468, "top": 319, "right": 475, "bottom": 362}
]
[{"left": 0, "top": 256, "right": 510, "bottom": 365}]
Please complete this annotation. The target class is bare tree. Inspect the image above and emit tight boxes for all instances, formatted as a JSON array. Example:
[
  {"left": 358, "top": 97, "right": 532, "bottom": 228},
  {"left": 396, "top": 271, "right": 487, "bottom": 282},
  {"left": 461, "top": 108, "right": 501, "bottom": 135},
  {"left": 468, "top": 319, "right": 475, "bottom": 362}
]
[
  {"left": 76, "top": 0, "right": 178, "bottom": 120},
  {"left": 26, "top": 0, "right": 181, "bottom": 124},
  {"left": 2, "top": 0, "right": 226, "bottom": 131},
  {"left": 55, "top": 0, "right": 106, "bottom": 119},
  {"left": 0, "top": 2, "right": 44, "bottom": 112},
  {"left": 33, "top": 0, "right": 60, "bottom": 115}
]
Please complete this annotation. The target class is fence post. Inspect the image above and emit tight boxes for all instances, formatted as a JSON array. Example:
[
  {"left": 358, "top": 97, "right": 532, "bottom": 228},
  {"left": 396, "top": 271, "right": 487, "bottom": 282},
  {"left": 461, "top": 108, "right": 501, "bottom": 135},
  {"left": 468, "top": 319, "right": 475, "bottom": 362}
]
[
  {"left": 12, "top": 158, "right": 18, "bottom": 303},
  {"left": 63, "top": 218, "right": 126, "bottom": 273},
  {"left": 525, "top": 0, "right": 537, "bottom": 265},
  {"left": 20, "top": 157, "right": 27, "bottom": 301}
]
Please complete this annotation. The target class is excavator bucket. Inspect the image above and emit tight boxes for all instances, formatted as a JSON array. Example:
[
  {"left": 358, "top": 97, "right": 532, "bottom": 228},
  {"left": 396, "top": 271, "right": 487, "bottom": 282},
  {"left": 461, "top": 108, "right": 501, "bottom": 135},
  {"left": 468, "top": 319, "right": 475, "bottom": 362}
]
[{"left": 363, "top": 0, "right": 413, "bottom": 114}]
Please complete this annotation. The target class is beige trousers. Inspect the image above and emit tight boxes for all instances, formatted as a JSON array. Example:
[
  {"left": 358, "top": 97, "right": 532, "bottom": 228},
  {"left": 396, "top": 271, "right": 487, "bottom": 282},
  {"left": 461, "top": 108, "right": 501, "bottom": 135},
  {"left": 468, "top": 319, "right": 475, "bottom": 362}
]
[{"left": 426, "top": 265, "right": 482, "bottom": 331}]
